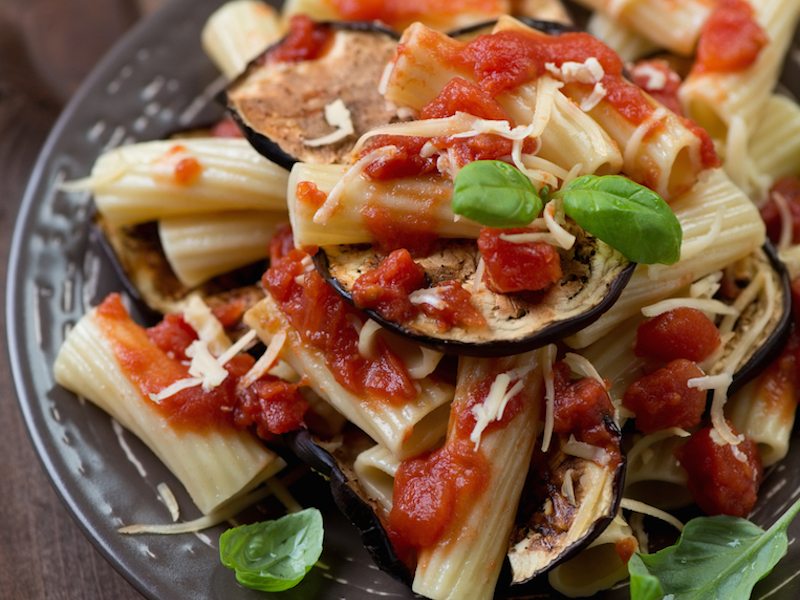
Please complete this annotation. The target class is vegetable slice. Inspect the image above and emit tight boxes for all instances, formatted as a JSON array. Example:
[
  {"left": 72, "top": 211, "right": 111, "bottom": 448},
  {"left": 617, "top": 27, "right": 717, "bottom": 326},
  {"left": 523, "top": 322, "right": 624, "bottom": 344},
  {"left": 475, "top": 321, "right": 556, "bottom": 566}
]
[
  {"left": 219, "top": 508, "right": 324, "bottom": 592},
  {"left": 628, "top": 497, "right": 800, "bottom": 600}
]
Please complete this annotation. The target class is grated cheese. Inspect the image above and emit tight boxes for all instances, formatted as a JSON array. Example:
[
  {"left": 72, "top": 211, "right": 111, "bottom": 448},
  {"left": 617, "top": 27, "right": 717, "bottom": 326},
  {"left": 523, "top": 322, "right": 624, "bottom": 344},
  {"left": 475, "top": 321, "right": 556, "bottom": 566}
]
[
  {"left": 626, "top": 428, "right": 690, "bottom": 469},
  {"left": 540, "top": 344, "right": 557, "bottom": 453},
  {"left": 562, "top": 435, "right": 611, "bottom": 465},
  {"left": 641, "top": 297, "right": 738, "bottom": 318},
  {"left": 773, "top": 191, "right": 793, "bottom": 251},
  {"left": 632, "top": 64, "right": 667, "bottom": 91},
  {"left": 623, "top": 107, "right": 668, "bottom": 169},
  {"left": 182, "top": 295, "right": 231, "bottom": 356},
  {"left": 620, "top": 498, "right": 684, "bottom": 532},
  {"left": 304, "top": 99, "right": 355, "bottom": 147},
  {"left": 470, "top": 367, "right": 531, "bottom": 450},
  {"left": 499, "top": 232, "right": 561, "bottom": 245},
  {"left": 156, "top": 482, "right": 180, "bottom": 522},
  {"left": 313, "top": 145, "right": 399, "bottom": 225},
  {"left": 472, "top": 257, "right": 486, "bottom": 293},
  {"left": 688, "top": 373, "right": 732, "bottom": 391},
  {"left": 543, "top": 201, "right": 576, "bottom": 250},
  {"left": 377, "top": 61, "right": 393, "bottom": 96},
  {"left": 544, "top": 58, "right": 605, "bottom": 85},
  {"left": 239, "top": 330, "right": 287, "bottom": 389},
  {"left": 561, "top": 468, "right": 577, "bottom": 506},
  {"left": 408, "top": 288, "right": 446, "bottom": 310},
  {"left": 563, "top": 353, "right": 605, "bottom": 386},
  {"left": 580, "top": 82, "right": 607, "bottom": 112},
  {"left": 690, "top": 271, "right": 724, "bottom": 299}
]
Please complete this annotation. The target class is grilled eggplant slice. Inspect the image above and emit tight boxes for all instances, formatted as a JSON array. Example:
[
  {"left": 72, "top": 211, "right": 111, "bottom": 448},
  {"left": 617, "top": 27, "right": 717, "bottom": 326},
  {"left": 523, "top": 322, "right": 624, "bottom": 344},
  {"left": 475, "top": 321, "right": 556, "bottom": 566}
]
[
  {"left": 226, "top": 22, "right": 400, "bottom": 169},
  {"left": 315, "top": 224, "right": 634, "bottom": 356},
  {"left": 712, "top": 243, "right": 791, "bottom": 394},
  {"left": 287, "top": 429, "right": 413, "bottom": 585},
  {"left": 95, "top": 216, "right": 264, "bottom": 323},
  {"left": 508, "top": 419, "right": 624, "bottom": 585}
]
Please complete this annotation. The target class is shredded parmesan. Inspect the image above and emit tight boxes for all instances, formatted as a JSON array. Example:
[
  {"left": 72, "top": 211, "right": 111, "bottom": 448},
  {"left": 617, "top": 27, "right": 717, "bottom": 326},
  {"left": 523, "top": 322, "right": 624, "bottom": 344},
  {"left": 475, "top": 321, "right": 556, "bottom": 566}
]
[
  {"left": 543, "top": 200, "right": 576, "bottom": 250},
  {"left": 377, "top": 61, "right": 393, "bottom": 96},
  {"left": 119, "top": 484, "right": 273, "bottom": 535},
  {"left": 562, "top": 435, "right": 611, "bottom": 465},
  {"left": 580, "top": 82, "right": 607, "bottom": 112},
  {"left": 472, "top": 258, "right": 486, "bottom": 293},
  {"left": 626, "top": 428, "right": 690, "bottom": 469},
  {"left": 690, "top": 271, "right": 723, "bottom": 299},
  {"left": 499, "top": 232, "right": 560, "bottom": 245},
  {"left": 216, "top": 329, "right": 257, "bottom": 366},
  {"left": 182, "top": 295, "right": 231, "bottom": 356},
  {"left": 157, "top": 482, "right": 180, "bottom": 522},
  {"left": 545, "top": 58, "right": 605, "bottom": 85},
  {"left": 541, "top": 344, "right": 557, "bottom": 453},
  {"left": 563, "top": 353, "right": 605, "bottom": 386},
  {"left": 687, "top": 373, "right": 732, "bottom": 391},
  {"left": 313, "top": 146, "right": 398, "bottom": 225},
  {"left": 470, "top": 368, "right": 530, "bottom": 450},
  {"left": 620, "top": 498, "right": 684, "bottom": 532},
  {"left": 408, "top": 288, "right": 446, "bottom": 310},
  {"left": 633, "top": 64, "right": 667, "bottom": 91},
  {"left": 561, "top": 469, "right": 577, "bottom": 506},
  {"left": 773, "top": 191, "right": 793, "bottom": 251},
  {"left": 304, "top": 99, "right": 355, "bottom": 147},
  {"left": 623, "top": 107, "right": 668, "bottom": 168},
  {"left": 239, "top": 330, "right": 287, "bottom": 390},
  {"left": 641, "top": 297, "right": 738, "bottom": 318},
  {"left": 149, "top": 376, "right": 204, "bottom": 403}
]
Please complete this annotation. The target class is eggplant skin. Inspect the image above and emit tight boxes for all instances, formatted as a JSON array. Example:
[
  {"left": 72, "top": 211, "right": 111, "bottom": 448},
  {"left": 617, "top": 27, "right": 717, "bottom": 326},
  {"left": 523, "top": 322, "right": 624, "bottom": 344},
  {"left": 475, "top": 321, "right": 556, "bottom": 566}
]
[
  {"left": 506, "top": 416, "right": 624, "bottom": 586},
  {"left": 226, "top": 22, "right": 400, "bottom": 170},
  {"left": 315, "top": 232, "right": 635, "bottom": 357},
  {"left": 286, "top": 430, "right": 413, "bottom": 586},
  {"left": 726, "top": 243, "right": 792, "bottom": 395},
  {"left": 447, "top": 16, "right": 576, "bottom": 39}
]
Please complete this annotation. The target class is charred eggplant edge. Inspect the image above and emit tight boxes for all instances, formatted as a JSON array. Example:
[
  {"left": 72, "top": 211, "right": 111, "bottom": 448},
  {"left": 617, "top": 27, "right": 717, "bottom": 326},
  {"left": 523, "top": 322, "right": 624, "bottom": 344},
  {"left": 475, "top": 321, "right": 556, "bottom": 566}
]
[
  {"left": 728, "top": 242, "right": 792, "bottom": 395},
  {"left": 314, "top": 248, "right": 636, "bottom": 357},
  {"left": 223, "top": 21, "right": 400, "bottom": 170},
  {"left": 286, "top": 430, "right": 413, "bottom": 585}
]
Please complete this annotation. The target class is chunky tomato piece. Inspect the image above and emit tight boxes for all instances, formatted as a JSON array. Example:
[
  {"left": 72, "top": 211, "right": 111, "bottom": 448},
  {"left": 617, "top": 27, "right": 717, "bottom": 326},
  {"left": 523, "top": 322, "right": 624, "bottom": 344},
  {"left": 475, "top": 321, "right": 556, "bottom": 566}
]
[
  {"left": 295, "top": 180, "right": 328, "bottom": 210},
  {"left": 477, "top": 228, "right": 562, "bottom": 294},
  {"left": 675, "top": 424, "right": 762, "bottom": 517},
  {"left": 416, "top": 280, "right": 487, "bottom": 331},
  {"left": 631, "top": 59, "right": 683, "bottom": 116},
  {"left": 360, "top": 135, "right": 438, "bottom": 180},
  {"left": 694, "top": 0, "right": 767, "bottom": 74},
  {"left": 267, "top": 15, "right": 332, "bottom": 63},
  {"left": 269, "top": 224, "right": 295, "bottom": 264},
  {"left": 210, "top": 296, "right": 249, "bottom": 329},
  {"left": 623, "top": 359, "right": 707, "bottom": 434},
  {"left": 420, "top": 77, "right": 509, "bottom": 120},
  {"left": 263, "top": 250, "right": 418, "bottom": 403},
  {"left": 351, "top": 249, "right": 427, "bottom": 321},
  {"left": 552, "top": 362, "right": 617, "bottom": 450},
  {"left": 234, "top": 378, "right": 309, "bottom": 438},
  {"left": 146, "top": 314, "right": 197, "bottom": 361},
  {"left": 760, "top": 177, "right": 800, "bottom": 246},
  {"left": 635, "top": 307, "right": 721, "bottom": 363}
]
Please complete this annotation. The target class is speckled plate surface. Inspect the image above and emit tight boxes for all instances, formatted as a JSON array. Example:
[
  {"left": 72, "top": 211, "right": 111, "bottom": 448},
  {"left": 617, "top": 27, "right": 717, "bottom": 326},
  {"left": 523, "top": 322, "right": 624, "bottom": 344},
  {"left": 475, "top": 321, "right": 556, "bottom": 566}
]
[{"left": 6, "top": 1, "right": 800, "bottom": 598}]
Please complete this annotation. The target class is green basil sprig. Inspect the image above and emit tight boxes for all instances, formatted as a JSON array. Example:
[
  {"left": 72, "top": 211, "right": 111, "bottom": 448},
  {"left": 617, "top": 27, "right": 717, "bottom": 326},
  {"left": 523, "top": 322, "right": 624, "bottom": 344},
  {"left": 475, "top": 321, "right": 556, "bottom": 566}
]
[
  {"left": 219, "top": 508, "right": 324, "bottom": 592},
  {"left": 452, "top": 160, "right": 543, "bottom": 227},
  {"left": 451, "top": 162, "right": 681, "bottom": 265},
  {"left": 629, "top": 497, "right": 800, "bottom": 600},
  {"left": 560, "top": 175, "right": 681, "bottom": 265}
]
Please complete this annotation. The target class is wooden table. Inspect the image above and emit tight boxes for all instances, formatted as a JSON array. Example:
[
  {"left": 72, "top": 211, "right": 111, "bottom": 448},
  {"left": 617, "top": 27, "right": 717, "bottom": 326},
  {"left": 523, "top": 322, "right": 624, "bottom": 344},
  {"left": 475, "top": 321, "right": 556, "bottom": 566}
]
[{"left": 1, "top": 2, "right": 156, "bottom": 597}]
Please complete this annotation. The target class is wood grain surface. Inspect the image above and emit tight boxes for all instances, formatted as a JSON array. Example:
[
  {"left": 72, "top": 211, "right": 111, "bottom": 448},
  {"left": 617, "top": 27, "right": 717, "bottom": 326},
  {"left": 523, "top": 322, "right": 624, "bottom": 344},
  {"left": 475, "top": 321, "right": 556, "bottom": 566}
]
[{"left": 1, "top": 2, "right": 153, "bottom": 598}]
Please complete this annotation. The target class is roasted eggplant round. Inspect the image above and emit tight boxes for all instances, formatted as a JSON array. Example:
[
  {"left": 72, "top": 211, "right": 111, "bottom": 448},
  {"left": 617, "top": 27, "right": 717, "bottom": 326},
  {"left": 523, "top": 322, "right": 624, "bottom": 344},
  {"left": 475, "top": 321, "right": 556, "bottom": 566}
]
[
  {"left": 226, "top": 22, "right": 400, "bottom": 169},
  {"left": 315, "top": 226, "right": 635, "bottom": 357}
]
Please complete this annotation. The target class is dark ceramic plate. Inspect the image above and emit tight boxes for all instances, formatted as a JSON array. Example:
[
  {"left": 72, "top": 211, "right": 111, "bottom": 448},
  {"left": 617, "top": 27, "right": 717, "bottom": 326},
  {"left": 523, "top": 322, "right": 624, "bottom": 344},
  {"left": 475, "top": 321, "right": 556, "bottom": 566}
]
[{"left": 6, "top": 1, "right": 800, "bottom": 598}]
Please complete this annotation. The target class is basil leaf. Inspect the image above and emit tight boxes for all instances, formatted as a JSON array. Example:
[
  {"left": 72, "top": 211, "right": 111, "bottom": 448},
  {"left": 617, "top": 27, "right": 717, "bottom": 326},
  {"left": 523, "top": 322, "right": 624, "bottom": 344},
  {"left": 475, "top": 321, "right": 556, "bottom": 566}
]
[
  {"left": 628, "top": 498, "right": 800, "bottom": 600},
  {"left": 219, "top": 508, "right": 324, "bottom": 592},
  {"left": 559, "top": 175, "right": 681, "bottom": 264},
  {"left": 452, "top": 160, "right": 542, "bottom": 227}
]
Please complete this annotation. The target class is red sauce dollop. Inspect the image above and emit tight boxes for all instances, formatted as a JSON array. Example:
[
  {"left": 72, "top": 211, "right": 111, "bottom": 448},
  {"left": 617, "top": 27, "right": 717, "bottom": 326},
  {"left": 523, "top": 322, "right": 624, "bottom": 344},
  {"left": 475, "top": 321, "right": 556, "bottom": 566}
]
[
  {"left": 420, "top": 76, "right": 509, "bottom": 121},
  {"left": 552, "top": 362, "right": 618, "bottom": 453},
  {"left": 351, "top": 249, "right": 427, "bottom": 322},
  {"left": 477, "top": 227, "right": 562, "bottom": 294},
  {"left": 675, "top": 424, "right": 763, "bottom": 517},
  {"left": 623, "top": 359, "right": 707, "bottom": 434},
  {"left": 268, "top": 15, "right": 333, "bottom": 63},
  {"left": 295, "top": 181, "right": 328, "bottom": 210},
  {"left": 760, "top": 176, "right": 800, "bottom": 246},
  {"left": 635, "top": 307, "right": 721, "bottom": 363},
  {"left": 94, "top": 294, "right": 307, "bottom": 436},
  {"left": 361, "top": 203, "right": 440, "bottom": 255},
  {"left": 417, "top": 280, "right": 487, "bottom": 331},
  {"left": 263, "top": 250, "right": 417, "bottom": 403},
  {"left": 694, "top": 0, "right": 768, "bottom": 74}
]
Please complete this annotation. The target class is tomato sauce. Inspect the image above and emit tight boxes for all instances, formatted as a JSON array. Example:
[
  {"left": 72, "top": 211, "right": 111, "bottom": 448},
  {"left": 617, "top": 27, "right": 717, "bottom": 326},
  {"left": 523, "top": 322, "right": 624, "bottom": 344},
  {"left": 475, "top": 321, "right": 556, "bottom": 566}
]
[
  {"left": 634, "top": 307, "right": 721, "bottom": 363},
  {"left": 94, "top": 294, "right": 307, "bottom": 436},
  {"left": 269, "top": 224, "right": 296, "bottom": 263},
  {"left": 267, "top": 15, "right": 334, "bottom": 63},
  {"left": 295, "top": 181, "right": 328, "bottom": 210},
  {"left": 622, "top": 359, "right": 707, "bottom": 434},
  {"left": 675, "top": 424, "right": 762, "bottom": 517},
  {"left": 420, "top": 77, "right": 509, "bottom": 121},
  {"left": 630, "top": 59, "right": 683, "bottom": 116},
  {"left": 477, "top": 228, "right": 562, "bottom": 294},
  {"left": 682, "top": 117, "right": 721, "bottom": 169},
  {"left": 351, "top": 249, "right": 427, "bottom": 322},
  {"left": 388, "top": 370, "right": 529, "bottom": 554},
  {"left": 263, "top": 250, "right": 417, "bottom": 404},
  {"left": 552, "top": 362, "right": 618, "bottom": 454},
  {"left": 694, "top": 0, "right": 767, "bottom": 74},
  {"left": 361, "top": 136, "right": 438, "bottom": 180},
  {"left": 760, "top": 176, "right": 800, "bottom": 246},
  {"left": 417, "top": 281, "right": 487, "bottom": 331},
  {"left": 361, "top": 204, "right": 440, "bottom": 255},
  {"left": 326, "top": 0, "right": 503, "bottom": 28}
]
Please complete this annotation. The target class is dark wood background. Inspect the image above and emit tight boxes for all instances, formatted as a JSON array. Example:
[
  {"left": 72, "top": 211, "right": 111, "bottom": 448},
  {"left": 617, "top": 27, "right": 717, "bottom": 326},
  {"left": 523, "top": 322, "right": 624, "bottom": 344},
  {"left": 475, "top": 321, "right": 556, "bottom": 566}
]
[{"left": 0, "top": 1, "right": 159, "bottom": 597}]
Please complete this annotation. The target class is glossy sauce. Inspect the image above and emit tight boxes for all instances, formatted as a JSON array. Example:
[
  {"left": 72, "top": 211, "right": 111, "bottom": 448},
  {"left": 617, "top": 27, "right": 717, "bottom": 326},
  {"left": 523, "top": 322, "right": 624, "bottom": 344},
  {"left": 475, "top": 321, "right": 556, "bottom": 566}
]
[
  {"left": 694, "top": 0, "right": 767, "bottom": 74},
  {"left": 634, "top": 307, "right": 721, "bottom": 363},
  {"left": 477, "top": 227, "right": 562, "bottom": 294},
  {"left": 263, "top": 250, "right": 418, "bottom": 403}
]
